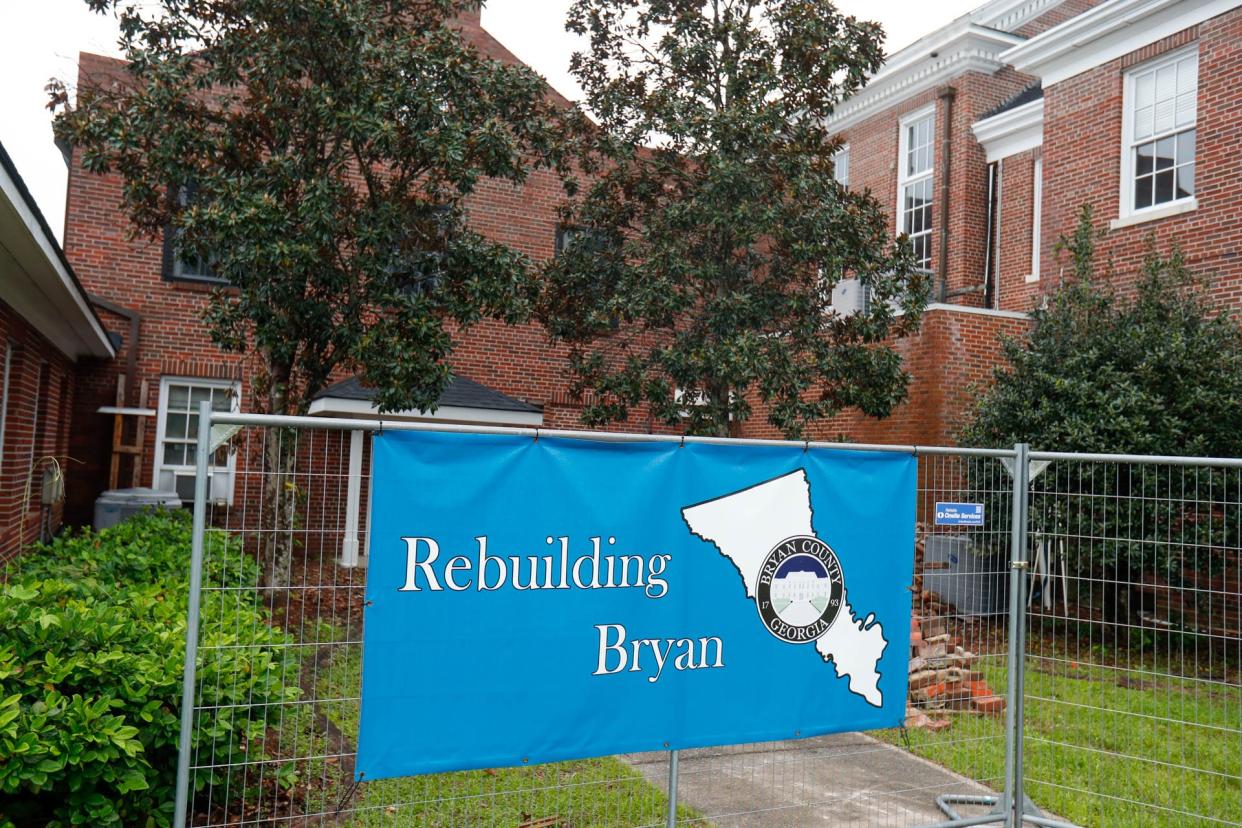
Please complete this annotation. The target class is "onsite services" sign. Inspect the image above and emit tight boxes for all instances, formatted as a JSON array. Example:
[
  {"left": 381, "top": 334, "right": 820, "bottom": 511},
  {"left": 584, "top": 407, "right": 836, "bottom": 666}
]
[{"left": 355, "top": 431, "right": 915, "bottom": 781}]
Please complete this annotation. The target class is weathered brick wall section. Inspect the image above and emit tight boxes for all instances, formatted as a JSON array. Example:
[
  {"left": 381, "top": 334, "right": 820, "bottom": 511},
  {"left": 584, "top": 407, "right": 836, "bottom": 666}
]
[
  {"left": 996, "top": 147, "right": 1043, "bottom": 312},
  {"left": 73, "top": 1, "right": 1213, "bottom": 540},
  {"left": 1040, "top": 11, "right": 1242, "bottom": 303},
  {"left": 941, "top": 67, "right": 1041, "bottom": 305},
  {"left": 743, "top": 307, "right": 1031, "bottom": 447},
  {"left": 62, "top": 43, "right": 665, "bottom": 525},
  {"left": 831, "top": 75, "right": 1049, "bottom": 307},
  {"left": 0, "top": 300, "right": 78, "bottom": 560}
]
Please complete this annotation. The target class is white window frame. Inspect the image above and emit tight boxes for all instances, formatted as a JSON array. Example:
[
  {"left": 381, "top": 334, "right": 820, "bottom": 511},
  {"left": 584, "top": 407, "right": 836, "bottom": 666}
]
[
  {"left": 1118, "top": 45, "right": 1198, "bottom": 222},
  {"left": 153, "top": 376, "right": 240, "bottom": 505},
  {"left": 897, "top": 105, "right": 936, "bottom": 272},
  {"left": 833, "top": 144, "right": 850, "bottom": 188},
  {"left": 1027, "top": 156, "right": 1043, "bottom": 283}
]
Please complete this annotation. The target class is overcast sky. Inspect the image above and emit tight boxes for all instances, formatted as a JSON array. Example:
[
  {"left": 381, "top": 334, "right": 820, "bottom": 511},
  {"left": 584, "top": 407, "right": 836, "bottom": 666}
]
[{"left": 0, "top": 0, "right": 980, "bottom": 241}]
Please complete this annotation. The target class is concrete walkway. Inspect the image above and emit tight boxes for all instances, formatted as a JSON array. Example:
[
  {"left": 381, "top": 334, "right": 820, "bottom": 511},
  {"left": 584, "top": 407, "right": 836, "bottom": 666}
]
[{"left": 624, "top": 733, "right": 1001, "bottom": 827}]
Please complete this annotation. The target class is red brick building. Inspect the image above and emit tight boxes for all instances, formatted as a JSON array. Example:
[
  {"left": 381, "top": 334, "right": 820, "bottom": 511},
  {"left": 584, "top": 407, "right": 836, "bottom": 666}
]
[
  {"left": 0, "top": 141, "right": 115, "bottom": 559},
  {"left": 52, "top": 1, "right": 1242, "bottom": 556},
  {"left": 819, "top": 0, "right": 1242, "bottom": 441}
]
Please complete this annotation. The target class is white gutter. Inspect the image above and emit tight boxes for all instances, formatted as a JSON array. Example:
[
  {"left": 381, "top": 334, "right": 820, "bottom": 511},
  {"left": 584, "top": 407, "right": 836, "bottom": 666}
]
[{"left": 0, "top": 156, "right": 115, "bottom": 360}]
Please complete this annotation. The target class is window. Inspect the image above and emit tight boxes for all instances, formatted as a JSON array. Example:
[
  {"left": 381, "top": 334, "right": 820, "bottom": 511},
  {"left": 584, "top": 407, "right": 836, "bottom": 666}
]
[
  {"left": 389, "top": 205, "right": 453, "bottom": 297},
  {"left": 832, "top": 145, "right": 850, "bottom": 188},
  {"left": 555, "top": 224, "right": 609, "bottom": 256},
  {"left": 556, "top": 224, "right": 619, "bottom": 328},
  {"left": 162, "top": 183, "right": 226, "bottom": 284},
  {"left": 153, "top": 378, "right": 239, "bottom": 505},
  {"left": 898, "top": 107, "right": 935, "bottom": 271},
  {"left": 1028, "top": 157, "right": 1043, "bottom": 283},
  {"left": 1122, "top": 47, "right": 1197, "bottom": 216}
]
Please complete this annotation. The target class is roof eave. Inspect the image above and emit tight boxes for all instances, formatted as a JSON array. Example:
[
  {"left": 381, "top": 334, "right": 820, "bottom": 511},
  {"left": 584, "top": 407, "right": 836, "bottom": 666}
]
[
  {"left": 1003, "top": 0, "right": 1235, "bottom": 86},
  {"left": 0, "top": 144, "right": 116, "bottom": 361},
  {"left": 828, "top": 24, "right": 1026, "bottom": 132},
  {"left": 972, "top": 98, "right": 1045, "bottom": 161}
]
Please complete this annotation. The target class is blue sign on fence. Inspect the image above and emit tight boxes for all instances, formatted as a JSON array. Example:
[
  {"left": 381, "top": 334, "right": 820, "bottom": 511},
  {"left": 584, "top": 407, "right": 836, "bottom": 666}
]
[
  {"left": 934, "top": 502, "right": 985, "bottom": 526},
  {"left": 356, "top": 432, "right": 916, "bottom": 781}
]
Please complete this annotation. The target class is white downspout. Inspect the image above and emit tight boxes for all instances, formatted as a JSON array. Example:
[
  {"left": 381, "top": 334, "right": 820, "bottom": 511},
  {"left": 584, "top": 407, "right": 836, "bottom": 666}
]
[{"left": 340, "top": 428, "right": 364, "bottom": 567}]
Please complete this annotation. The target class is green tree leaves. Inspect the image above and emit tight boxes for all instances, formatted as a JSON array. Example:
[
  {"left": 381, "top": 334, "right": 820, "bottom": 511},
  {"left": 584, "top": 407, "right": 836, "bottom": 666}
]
[
  {"left": 54, "top": 0, "right": 563, "bottom": 416},
  {"left": 540, "top": 0, "right": 926, "bottom": 438},
  {"left": 962, "top": 205, "right": 1242, "bottom": 580},
  {"left": 963, "top": 206, "right": 1242, "bottom": 459}
]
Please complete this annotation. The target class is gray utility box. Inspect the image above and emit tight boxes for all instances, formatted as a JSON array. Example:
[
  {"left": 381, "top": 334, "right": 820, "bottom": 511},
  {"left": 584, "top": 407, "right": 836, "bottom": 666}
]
[
  {"left": 923, "top": 534, "right": 1009, "bottom": 617},
  {"left": 93, "top": 488, "right": 183, "bottom": 531}
]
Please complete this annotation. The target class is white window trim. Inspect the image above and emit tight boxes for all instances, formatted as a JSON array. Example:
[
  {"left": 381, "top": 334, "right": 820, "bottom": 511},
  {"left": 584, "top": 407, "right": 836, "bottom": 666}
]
[
  {"left": 153, "top": 376, "right": 241, "bottom": 505},
  {"left": 1027, "top": 157, "right": 1043, "bottom": 283},
  {"left": 1117, "top": 44, "right": 1198, "bottom": 223},
  {"left": 833, "top": 144, "right": 850, "bottom": 188},
  {"left": 897, "top": 104, "right": 936, "bottom": 272},
  {"left": 1109, "top": 197, "right": 1198, "bottom": 230}
]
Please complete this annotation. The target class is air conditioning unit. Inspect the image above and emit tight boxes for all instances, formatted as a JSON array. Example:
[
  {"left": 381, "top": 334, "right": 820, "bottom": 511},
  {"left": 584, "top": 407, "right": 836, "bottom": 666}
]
[
  {"left": 829, "top": 278, "right": 871, "bottom": 316},
  {"left": 173, "top": 471, "right": 229, "bottom": 505}
]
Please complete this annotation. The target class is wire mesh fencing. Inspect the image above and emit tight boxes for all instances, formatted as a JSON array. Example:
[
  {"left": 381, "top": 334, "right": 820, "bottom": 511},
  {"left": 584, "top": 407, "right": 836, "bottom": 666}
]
[
  {"left": 1017, "top": 454, "right": 1242, "bottom": 828},
  {"left": 174, "top": 412, "right": 1241, "bottom": 828}
]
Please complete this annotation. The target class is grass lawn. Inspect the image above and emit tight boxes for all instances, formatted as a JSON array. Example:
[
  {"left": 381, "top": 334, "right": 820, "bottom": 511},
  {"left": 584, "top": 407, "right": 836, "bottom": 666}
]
[
  {"left": 312, "top": 645, "right": 696, "bottom": 827},
  {"left": 879, "top": 658, "right": 1240, "bottom": 827}
]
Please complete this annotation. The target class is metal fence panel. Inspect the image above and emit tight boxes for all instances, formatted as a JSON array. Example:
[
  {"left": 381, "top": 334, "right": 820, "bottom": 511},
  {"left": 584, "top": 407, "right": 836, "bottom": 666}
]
[
  {"left": 174, "top": 411, "right": 1241, "bottom": 827},
  {"left": 1019, "top": 456, "right": 1242, "bottom": 828}
]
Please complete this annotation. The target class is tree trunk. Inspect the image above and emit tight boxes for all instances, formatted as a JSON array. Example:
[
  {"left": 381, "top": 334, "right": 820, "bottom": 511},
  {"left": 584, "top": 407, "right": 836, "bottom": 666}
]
[{"left": 261, "top": 368, "right": 297, "bottom": 591}]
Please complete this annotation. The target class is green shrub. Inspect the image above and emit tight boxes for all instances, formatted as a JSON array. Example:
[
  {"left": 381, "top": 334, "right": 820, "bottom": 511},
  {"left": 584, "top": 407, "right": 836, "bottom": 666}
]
[
  {"left": 963, "top": 205, "right": 1242, "bottom": 583},
  {"left": 0, "top": 512, "right": 297, "bottom": 827}
]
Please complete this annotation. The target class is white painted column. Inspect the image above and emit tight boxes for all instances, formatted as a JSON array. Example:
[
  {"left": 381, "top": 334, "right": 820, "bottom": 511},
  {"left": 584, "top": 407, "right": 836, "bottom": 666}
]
[{"left": 340, "top": 429, "right": 364, "bottom": 568}]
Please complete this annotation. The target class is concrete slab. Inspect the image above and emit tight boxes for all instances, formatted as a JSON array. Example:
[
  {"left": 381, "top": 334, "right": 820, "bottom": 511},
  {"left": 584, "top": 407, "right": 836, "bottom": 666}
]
[{"left": 623, "top": 733, "right": 1001, "bottom": 827}]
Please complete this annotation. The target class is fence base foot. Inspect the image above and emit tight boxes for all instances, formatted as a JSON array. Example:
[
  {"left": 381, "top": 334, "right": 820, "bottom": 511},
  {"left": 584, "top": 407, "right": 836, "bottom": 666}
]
[{"left": 911, "top": 793, "right": 1082, "bottom": 828}]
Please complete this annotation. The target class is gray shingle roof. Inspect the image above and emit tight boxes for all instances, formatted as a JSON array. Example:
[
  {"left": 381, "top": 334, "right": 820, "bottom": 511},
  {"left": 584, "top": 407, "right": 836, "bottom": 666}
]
[
  {"left": 980, "top": 83, "right": 1042, "bottom": 121},
  {"left": 314, "top": 375, "right": 542, "bottom": 413}
]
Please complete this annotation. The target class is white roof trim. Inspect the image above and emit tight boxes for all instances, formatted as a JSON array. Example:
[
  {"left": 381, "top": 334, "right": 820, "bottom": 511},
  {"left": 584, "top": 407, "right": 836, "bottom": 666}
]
[
  {"left": 1003, "top": 0, "right": 1235, "bottom": 86},
  {"left": 828, "top": 23, "right": 1025, "bottom": 132},
  {"left": 972, "top": 98, "right": 1044, "bottom": 161},
  {"left": 307, "top": 395, "right": 544, "bottom": 427},
  {"left": 0, "top": 157, "right": 115, "bottom": 360},
  {"left": 975, "top": 0, "right": 1069, "bottom": 32}
]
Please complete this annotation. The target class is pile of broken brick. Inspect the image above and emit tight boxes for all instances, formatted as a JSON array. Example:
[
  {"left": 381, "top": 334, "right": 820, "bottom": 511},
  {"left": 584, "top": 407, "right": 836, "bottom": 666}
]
[{"left": 906, "top": 531, "right": 1007, "bottom": 732}]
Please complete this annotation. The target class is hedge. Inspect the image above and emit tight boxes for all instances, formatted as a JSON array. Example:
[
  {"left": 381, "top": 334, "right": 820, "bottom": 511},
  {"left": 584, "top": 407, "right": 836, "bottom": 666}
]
[{"left": 0, "top": 512, "right": 297, "bottom": 827}]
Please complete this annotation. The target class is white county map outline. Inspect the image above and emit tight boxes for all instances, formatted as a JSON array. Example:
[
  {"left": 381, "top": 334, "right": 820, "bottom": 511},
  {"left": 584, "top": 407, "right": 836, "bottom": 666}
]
[{"left": 681, "top": 469, "right": 888, "bottom": 707}]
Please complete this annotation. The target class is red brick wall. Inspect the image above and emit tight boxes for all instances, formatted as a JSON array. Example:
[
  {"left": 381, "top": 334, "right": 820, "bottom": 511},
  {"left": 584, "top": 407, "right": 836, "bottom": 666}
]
[
  {"left": 834, "top": 67, "right": 1038, "bottom": 306},
  {"left": 0, "top": 299, "right": 79, "bottom": 560},
  {"left": 62, "top": 45, "right": 651, "bottom": 525},
  {"left": 66, "top": 10, "right": 1082, "bottom": 536},
  {"left": 743, "top": 306, "right": 1030, "bottom": 447},
  {"left": 1039, "top": 10, "right": 1242, "bottom": 302},
  {"left": 995, "top": 148, "right": 1044, "bottom": 312}
]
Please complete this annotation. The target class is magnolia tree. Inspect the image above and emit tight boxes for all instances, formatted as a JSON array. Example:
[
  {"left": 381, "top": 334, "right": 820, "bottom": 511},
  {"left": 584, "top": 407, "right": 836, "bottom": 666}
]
[
  {"left": 963, "top": 207, "right": 1242, "bottom": 626},
  {"left": 53, "top": 0, "right": 562, "bottom": 583},
  {"left": 540, "top": 0, "right": 927, "bottom": 438}
]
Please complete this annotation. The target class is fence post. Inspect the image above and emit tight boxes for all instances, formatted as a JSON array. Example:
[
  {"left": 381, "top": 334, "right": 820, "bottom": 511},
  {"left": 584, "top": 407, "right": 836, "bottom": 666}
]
[
  {"left": 1001, "top": 443, "right": 1030, "bottom": 828},
  {"left": 173, "top": 399, "right": 212, "bottom": 828},
  {"left": 666, "top": 749, "right": 680, "bottom": 828}
]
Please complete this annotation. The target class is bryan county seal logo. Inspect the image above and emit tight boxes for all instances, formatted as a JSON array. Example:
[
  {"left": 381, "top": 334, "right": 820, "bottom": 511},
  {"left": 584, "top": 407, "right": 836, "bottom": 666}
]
[{"left": 756, "top": 535, "right": 845, "bottom": 643}]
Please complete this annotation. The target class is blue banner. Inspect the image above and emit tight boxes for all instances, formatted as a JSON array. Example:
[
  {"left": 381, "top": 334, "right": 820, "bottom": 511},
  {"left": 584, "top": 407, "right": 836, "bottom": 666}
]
[{"left": 356, "top": 432, "right": 915, "bottom": 781}]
